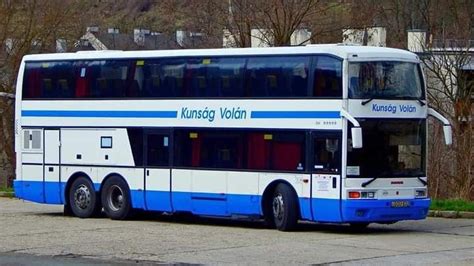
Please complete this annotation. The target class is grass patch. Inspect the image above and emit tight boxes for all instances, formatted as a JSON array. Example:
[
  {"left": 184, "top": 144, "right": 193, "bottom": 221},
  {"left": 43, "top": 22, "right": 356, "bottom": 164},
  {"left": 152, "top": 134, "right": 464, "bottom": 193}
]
[
  {"left": 0, "top": 186, "right": 13, "bottom": 193},
  {"left": 430, "top": 199, "right": 474, "bottom": 212}
]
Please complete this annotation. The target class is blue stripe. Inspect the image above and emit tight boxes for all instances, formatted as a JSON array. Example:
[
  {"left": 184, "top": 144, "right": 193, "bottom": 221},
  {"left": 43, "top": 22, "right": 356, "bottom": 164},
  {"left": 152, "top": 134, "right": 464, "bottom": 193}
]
[
  {"left": 251, "top": 111, "right": 340, "bottom": 119},
  {"left": 14, "top": 180, "right": 430, "bottom": 223},
  {"left": 22, "top": 110, "right": 178, "bottom": 118}
]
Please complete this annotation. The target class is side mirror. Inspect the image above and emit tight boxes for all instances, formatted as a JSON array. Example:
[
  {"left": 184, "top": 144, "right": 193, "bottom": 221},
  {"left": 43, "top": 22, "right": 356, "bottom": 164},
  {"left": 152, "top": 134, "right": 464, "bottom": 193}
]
[
  {"left": 443, "top": 125, "right": 452, "bottom": 145},
  {"left": 351, "top": 127, "right": 363, "bottom": 149},
  {"left": 428, "top": 108, "right": 452, "bottom": 146}
]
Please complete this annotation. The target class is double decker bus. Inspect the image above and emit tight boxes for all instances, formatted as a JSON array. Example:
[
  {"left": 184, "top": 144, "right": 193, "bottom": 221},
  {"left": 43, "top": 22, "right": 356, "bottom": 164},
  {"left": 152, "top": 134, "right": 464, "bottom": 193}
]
[{"left": 14, "top": 44, "right": 452, "bottom": 231}]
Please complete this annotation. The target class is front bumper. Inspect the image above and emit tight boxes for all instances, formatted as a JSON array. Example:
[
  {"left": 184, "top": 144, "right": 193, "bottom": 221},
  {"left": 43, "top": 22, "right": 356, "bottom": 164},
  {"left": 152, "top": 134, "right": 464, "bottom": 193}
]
[{"left": 342, "top": 198, "right": 431, "bottom": 223}]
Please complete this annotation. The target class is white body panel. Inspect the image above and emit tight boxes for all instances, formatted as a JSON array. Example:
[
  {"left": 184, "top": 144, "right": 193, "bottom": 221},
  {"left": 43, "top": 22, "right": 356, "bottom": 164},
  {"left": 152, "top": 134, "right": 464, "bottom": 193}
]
[
  {"left": 21, "top": 153, "right": 43, "bottom": 164},
  {"left": 348, "top": 100, "right": 427, "bottom": 118},
  {"left": 21, "top": 164, "right": 43, "bottom": 182},
  {"left": 146, "top": 168, "right": 170, "bottom": 192},
  {"left": 21, "top": 100, "right": 343, "bottom": 130},
  {"left": 258, "top": 173, "right": 311, "bottom": 198},
  {"left": 60, "top": 128, "right": 134, "bottom": 166},
  {"left": 97, "top": 167, "right": 144, "bottom": 191},
  {"left": 191, "top": 170, "right": 227, "bottom": 194},
  {"left": 44, "top": 130, "right": 60, "bottom": 164},
  {"left": 312, "top": 174, "right": 340, "bottom": 199}
]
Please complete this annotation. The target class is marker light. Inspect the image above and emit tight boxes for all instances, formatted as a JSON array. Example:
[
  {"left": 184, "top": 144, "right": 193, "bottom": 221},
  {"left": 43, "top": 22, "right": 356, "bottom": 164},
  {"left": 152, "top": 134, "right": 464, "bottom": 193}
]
[
  {"left": 415, "top": 190, "right": 426, "bottom": 198},
  {"left": 349, "top": 191, "right": 361, "bottom": 199}
]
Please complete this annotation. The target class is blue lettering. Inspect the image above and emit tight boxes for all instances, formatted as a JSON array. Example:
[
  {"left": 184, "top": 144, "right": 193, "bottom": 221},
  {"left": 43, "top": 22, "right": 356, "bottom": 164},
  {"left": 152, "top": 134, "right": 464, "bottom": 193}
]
[
  {"left": 180, "top": 107, "right": 215, "bottom": 122},
  {"left": 372, "top": 104, "right": 396, "bottom": 114},
  {"left": 399, "top": 104, "right": 416, "bottom": 113},
  {"left": 220, "top": 107, "right": 247, "bottom": 120},
  {"left": 181, "top": 107, "right": 246, "bottom": 122}
]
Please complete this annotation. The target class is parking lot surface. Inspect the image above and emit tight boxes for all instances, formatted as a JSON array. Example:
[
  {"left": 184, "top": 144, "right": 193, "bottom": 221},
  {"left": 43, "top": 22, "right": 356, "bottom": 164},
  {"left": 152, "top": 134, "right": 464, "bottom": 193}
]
[{"left": 1, "top": 198, "right": 473, "bottom": 265}]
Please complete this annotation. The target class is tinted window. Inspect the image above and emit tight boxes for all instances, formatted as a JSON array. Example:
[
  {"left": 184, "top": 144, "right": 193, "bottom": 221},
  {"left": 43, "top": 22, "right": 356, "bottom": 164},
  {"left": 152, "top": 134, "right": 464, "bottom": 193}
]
[
  {"left": 313, "top": 133, "right": 341, "bottom": 173},
  {"left": 174, "top": 130, "right": 244, "bottom": 169},
  {"left": 313, "top": 56, "right": 342, "bottom": 97},
  {"left": 248, "top": 132, "right": 306, "bottom": 171},
  {"left": 174, "top": 129, "right": 306, "bottom": 172},
  {"left": 246, "top": 56, "right": 310, "bottom": 97},
  {"left": 348, "top": 61, "right": 424, "bottom": 99},
  {"left": 23, "top": 61, "right": 75, "bottom": 98},
  {"left": 142, "top": 58, "right": 186, "bottom": 97},
  {"left": 187, "top": 57, "right": 245, "bottom": 97},
  {"left": 146, "top": 133, "right": 170, "bottom": 167},
  {"left": 23, "top": 55, "right": 340, "bottom": 100},
  {"left": 347, "top": 119, "right": 425, "bottom": 178},
  {"left": 127, "top": 128, "right": 143, "bottom": 166},
  {"left": 85, "top": 60, "right": 132, "bottom": 98}
]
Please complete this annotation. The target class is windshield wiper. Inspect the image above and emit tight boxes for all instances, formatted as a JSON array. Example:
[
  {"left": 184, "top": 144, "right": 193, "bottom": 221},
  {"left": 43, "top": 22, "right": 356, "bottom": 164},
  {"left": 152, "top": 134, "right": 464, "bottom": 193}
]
[
  {"left": 361, "top": 177, "right": 377, "bottom": 187},
  {"left": 417, "top": 177, "right": 427, "bottom": 186},
  {"left": 361, "top": 98, "right": 375, "bottom": 105},
  {"left": 398, "top": 96, "right": 426, "bottom": 106},
  {"left": 416, "top": 98, "right": 426, "bottom": 106}
]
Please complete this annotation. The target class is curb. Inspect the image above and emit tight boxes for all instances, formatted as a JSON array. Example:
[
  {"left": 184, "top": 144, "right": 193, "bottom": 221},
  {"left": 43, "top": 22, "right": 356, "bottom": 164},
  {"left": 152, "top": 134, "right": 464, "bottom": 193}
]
[
  {"left": 428, "top": 210, "right": 474, "bottom": 219},
  {"left": 0, "top": 192, "right": 14, "bottom": 198}
]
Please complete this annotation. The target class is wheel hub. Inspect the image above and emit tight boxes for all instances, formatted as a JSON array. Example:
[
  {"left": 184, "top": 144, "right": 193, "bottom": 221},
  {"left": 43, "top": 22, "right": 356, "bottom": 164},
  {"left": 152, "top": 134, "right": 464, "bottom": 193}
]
[
  {"left": 272, "top": 194, "right": 284, "bottom": 220},
  {"left": 108, "top": 185, "right": 124, "bottom": 212},
  {"left": 74, "top": 185, "right": 91, "bottom": 210}
]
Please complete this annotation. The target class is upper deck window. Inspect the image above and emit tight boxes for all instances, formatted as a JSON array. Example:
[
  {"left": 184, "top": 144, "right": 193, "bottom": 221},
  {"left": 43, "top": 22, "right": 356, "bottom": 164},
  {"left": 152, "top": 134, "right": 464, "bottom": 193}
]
[
  {"left": 21, "top": 54, "right": 342, "bottom": 99},
  {"left": 23, "top": 61, "right": 75, "bottom": 98},
  {"left": 348, "top": 61, "right": 424, "bottom": 99},
  {"left": 246, "top": 56, "right": 310, "bottom": 97},
  {"left": 313, "top": 56, "right": 342, "bottom": 97}
]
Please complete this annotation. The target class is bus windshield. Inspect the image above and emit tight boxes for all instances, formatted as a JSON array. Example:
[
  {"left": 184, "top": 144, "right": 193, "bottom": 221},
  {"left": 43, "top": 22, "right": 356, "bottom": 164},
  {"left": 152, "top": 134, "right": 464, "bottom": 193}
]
[
  {"left": 348, "top": 61, "right": 424, "bottom": 99},
  {"left": 347, "top": 119, "right": 426, "bottom": 178}
]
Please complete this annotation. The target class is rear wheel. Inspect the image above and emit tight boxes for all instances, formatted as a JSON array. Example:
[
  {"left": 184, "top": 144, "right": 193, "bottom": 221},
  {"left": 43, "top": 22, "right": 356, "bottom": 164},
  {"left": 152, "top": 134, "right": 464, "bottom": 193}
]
[
  {"left": 272, "top": 184, "right": 299, "bottom": 231},
  {"left": 101, "top": 176, "right": 132, "bottom": 220},
  {"left": 68, "top": 176, "right": 100, "bottom": 218}
]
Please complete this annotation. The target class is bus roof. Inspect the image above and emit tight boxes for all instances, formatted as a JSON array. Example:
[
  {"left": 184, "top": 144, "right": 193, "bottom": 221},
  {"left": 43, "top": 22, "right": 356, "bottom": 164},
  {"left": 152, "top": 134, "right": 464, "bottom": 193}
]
[{"left": 22, "top": 44, "right": 419, "bottom": 62}]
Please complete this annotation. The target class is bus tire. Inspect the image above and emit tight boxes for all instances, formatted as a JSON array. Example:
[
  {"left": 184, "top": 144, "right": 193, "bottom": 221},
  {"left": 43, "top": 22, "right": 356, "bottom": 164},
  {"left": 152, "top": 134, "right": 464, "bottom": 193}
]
[
  {"left": 272, "top": 183, "right": 298, "bottom": 231},
  {"left": 69, "top": 176, "right": 101, "bottom": 218},
  {"left": 101, "top": 176, "right": 132, "bottom": 220}
]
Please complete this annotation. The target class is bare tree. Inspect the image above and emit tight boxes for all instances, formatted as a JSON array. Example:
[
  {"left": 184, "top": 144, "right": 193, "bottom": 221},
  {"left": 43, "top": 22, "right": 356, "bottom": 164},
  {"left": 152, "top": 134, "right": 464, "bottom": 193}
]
[
  {"left": 0, "top": 0, "right": 91, "bottom": 187},
  {"left": 223, "top": 0, "right": 346, "bottom": 47},
  {"left": 420, "top": 39, "right": 473, "bottom": 200}
]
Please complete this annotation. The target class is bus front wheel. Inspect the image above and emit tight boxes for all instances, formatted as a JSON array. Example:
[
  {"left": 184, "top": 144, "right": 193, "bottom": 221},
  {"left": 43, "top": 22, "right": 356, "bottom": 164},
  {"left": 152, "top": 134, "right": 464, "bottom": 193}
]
[
  {"left": 101, "top": 176, "right": 132, "bottom": 220},
  {"left": 68, "top": 176, "right": 101, "bottom": 218},
  {"left": 272, "top": 184, "right": 298, "bottom": 231}
]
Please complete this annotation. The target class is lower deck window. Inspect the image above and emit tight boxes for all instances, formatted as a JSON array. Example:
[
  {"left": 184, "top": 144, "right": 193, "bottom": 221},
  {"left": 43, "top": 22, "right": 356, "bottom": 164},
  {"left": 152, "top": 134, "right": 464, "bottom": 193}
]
[{"left": 174, "top": 129, "right": 306, "bottom": 172}]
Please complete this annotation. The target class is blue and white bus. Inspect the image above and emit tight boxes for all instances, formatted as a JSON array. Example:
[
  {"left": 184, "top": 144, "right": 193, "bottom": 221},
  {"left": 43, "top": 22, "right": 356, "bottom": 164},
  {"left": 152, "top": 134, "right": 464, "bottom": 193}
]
[{"left": 14, "top": 44, "right": 452, "bottom": 230}]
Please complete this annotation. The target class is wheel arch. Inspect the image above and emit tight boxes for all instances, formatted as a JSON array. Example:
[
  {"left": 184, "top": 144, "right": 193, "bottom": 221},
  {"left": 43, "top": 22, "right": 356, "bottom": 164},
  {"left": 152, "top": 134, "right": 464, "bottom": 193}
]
[
  {"left": 99, "top": 172, "right": 131, "bottom": 197},
  {"left": 64, "top": 171, "right": 94, "bottom": 206},
  {"left": 261, "top": 179, "right": 301, "bottom": 219}
]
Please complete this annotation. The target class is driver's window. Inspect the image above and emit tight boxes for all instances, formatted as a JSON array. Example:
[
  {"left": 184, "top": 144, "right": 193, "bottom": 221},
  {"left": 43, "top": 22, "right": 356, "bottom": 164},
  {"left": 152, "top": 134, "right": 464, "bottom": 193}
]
[{"left": 313, "top": 134, "right": 341, "bottom": 173}]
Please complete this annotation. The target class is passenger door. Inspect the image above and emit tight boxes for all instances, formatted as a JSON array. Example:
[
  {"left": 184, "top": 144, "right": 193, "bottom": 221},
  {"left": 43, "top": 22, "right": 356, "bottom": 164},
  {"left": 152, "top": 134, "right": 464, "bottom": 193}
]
[
  {"left": 311, "top": 131, "right": 342, "bottom": 222},
  {"left": 144, "top": 130, "right": 172, "bottom": 211}
]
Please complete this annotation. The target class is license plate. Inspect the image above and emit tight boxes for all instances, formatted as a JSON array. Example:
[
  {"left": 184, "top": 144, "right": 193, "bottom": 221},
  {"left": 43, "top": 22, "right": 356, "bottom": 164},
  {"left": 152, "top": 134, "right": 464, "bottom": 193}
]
[{"left": 391, "top": 201, "right": 410, "bottom": 208}]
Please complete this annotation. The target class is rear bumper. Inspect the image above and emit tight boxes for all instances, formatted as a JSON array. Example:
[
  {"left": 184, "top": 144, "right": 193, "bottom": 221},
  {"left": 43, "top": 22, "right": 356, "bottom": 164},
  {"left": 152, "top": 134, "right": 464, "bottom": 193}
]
[{"left": 342, "top": 198, "right": 431, "bottom": 223}]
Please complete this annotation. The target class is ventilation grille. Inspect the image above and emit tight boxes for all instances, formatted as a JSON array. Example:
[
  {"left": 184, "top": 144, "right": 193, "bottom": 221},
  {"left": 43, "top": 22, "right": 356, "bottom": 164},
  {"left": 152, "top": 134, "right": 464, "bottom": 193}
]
[{"left": 23, "top": 130, "right": 42, "bottom": 150}]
